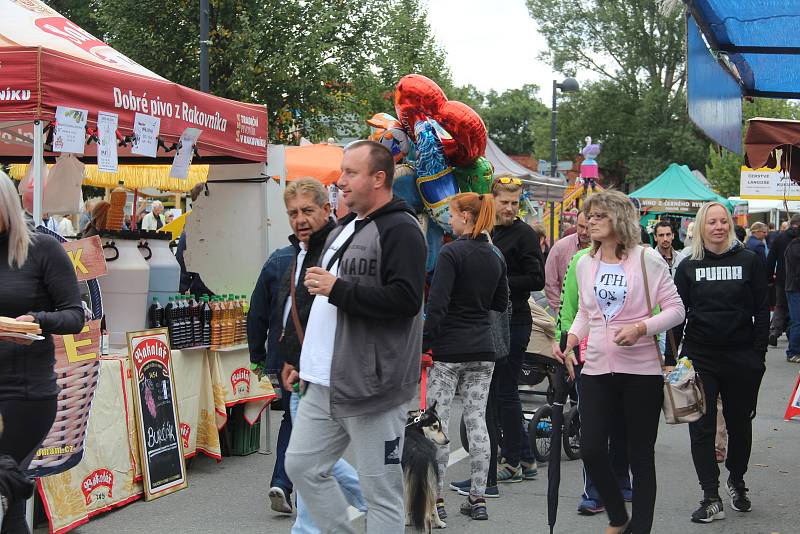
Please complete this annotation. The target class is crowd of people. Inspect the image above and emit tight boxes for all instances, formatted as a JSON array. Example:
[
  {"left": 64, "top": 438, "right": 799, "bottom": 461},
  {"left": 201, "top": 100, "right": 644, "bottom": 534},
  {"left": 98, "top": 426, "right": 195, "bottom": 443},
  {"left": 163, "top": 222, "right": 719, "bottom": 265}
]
[
  {"left": 0, "top": 138, "right": 784, "bottom": 534},
  {"left": 237, "top": 140, "right": 778, "bottom": 534}
]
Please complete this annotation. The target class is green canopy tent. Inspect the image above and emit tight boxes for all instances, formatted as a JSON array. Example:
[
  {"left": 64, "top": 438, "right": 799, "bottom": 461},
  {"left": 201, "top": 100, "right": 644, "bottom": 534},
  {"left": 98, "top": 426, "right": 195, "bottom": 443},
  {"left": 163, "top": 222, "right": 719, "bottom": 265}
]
[
  {"left": 630, "top": 163, "right": 733, "bottom": 215},
  {"left": 630, "top": 163, "right": 734, "bottom": 245}
]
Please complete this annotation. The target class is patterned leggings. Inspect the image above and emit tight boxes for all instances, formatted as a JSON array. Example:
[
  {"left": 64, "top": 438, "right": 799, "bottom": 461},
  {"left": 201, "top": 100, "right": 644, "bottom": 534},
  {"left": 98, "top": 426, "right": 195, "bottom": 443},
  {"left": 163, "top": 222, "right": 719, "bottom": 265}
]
[{"left": 427, "top": 360, "right": 494, "bottom": 498}]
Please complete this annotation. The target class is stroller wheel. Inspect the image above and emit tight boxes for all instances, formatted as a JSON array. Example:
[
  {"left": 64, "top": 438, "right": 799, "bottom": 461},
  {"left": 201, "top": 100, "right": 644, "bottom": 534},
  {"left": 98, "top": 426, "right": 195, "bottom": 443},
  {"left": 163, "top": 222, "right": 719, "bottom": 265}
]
[
  {"left": 562, "top": 405, "right": 582, "bottom": 460},
  {"left": 528, "top": 404, "right": 553, "bottom": 463}
]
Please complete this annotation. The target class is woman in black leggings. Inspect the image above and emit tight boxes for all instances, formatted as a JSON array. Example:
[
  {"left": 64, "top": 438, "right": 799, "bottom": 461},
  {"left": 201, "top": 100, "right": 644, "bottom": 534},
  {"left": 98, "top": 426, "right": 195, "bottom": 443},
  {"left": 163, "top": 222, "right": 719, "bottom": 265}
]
[{"left": 0, "top": 171, "right": 84, "bottom": 533}]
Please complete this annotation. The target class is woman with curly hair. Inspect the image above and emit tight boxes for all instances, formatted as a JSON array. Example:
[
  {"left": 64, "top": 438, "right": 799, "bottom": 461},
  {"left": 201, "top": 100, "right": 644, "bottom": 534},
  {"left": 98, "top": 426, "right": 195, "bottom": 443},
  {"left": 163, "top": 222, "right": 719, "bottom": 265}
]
[{"left": 555, "top": 190, "right": 685, "bottom": 534}]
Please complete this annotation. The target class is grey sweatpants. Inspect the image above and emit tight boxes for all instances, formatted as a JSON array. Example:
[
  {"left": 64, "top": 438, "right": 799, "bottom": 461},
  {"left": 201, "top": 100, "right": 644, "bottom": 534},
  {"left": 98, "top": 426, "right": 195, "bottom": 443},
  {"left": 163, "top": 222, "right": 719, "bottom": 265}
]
[{"left": 284, "top": 383, "right": 407, "bottom": 534}]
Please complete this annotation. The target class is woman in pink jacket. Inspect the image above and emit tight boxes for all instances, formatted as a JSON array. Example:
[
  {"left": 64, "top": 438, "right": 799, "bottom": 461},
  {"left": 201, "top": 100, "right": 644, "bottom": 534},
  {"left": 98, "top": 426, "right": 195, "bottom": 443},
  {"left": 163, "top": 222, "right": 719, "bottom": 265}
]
[{"left": 555, "top": 190, "right": 685, "bottom": 534}]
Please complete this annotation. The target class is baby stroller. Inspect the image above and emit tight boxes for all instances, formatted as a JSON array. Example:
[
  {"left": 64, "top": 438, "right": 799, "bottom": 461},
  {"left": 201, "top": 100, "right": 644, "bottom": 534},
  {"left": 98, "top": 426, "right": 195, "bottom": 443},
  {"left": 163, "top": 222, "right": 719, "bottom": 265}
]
[{"left": 528, "top": 382, "right": 581, "bottom": 463}]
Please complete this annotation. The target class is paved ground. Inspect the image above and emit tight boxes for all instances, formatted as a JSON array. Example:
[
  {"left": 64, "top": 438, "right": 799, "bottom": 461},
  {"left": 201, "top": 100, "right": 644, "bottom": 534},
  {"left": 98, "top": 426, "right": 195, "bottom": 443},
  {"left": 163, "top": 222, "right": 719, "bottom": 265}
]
[{"left": 36, "top": 343, "right": 800, "bottom": 534}]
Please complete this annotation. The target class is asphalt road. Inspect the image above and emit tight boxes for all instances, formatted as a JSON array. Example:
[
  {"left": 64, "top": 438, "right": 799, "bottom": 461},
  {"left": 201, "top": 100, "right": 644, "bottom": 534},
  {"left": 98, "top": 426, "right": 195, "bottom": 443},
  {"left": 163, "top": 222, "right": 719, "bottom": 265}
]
[{"left": 36, "top": 343, "right": 800, "bottom": 534}]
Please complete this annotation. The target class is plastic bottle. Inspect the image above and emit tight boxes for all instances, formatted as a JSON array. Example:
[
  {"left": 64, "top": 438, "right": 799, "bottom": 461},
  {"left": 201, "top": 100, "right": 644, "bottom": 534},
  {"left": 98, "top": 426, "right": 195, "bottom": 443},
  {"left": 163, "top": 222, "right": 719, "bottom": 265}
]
[
  {"left": 164, "top": 297, "right": 176, "bottom": 347},
  {"left": 174, "top": 295, "right": 186, "bottom": 349},
  {"left": 201, "top": 296, "right": 212, "bottom": 347},
  {"left": 189, "top": 295, "right": 201, "bottom": 348},
  {"left": 148, "top": 297, "right": 163, "bottom": 329},
  {"left": 236, "top": 295, "right": 246, "bottom": 344},
  {"left": 210, "top": 297, "right": 222, "bottom": 349},
  {"left": 223, "top": 295, "right": 235, "bottom": 347},
  {"left": 232, "top": 294, "right": 243, "bottom": 345}
]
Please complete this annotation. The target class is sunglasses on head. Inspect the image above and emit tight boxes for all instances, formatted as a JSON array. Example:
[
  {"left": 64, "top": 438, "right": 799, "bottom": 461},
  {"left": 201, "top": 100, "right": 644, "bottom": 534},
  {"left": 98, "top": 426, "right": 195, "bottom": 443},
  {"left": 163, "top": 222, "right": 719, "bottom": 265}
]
[{"left": 495, "top": 177, "right": 523, "bottom": 186}]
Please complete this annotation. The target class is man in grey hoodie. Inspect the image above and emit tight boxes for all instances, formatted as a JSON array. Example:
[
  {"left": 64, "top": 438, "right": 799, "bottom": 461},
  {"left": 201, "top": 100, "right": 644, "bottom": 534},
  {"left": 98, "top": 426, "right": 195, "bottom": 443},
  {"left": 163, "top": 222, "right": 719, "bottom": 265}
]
[{"left": 284, "top": 141, "right": 427, "bottom": 533}]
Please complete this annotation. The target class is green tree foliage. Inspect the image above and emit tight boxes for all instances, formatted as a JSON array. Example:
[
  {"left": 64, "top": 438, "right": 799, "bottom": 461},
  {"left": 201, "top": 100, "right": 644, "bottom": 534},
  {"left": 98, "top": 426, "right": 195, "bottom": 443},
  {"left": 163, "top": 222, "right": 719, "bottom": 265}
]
[
  {"left": 481, "top": 85, "right": 549, "bottom": 155},
  {"left": 44, "top": 0, "right": 450, "bottom": 143},
  {"left": 706, "top": 98, "right": 800, "bottom": 196},
  {"left": 526, "top": 0, "right": 708, "bottom": 188}
]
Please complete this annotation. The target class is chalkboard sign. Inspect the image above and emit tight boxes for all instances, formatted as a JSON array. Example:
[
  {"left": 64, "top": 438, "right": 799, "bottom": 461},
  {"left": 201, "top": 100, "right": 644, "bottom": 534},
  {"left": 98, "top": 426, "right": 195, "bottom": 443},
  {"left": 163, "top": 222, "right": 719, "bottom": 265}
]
[{"left": 127, "top": 328, "right": 187, "bottom": 500}]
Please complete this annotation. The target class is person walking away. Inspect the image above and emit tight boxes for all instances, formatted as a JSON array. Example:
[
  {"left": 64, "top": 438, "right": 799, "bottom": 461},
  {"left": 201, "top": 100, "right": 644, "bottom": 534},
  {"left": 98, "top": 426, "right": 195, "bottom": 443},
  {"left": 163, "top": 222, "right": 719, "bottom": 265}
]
[
  {"left": 555, "top": 190, "right": 685, "bottom": 534},
  {"left": 423, "top": 192, "right": 508, "bottom": 521},
  {"left": 554, "top": 244, "right": 633, "bottom": 516},
  {"left": 275, "top": 178, "right": 365, "bottom": 532},
  {"left": 785, "top": 232, "right": 800, "bottom": 363},
  {"left": 489, "top": 177, "right": 544, "bottom": 484},
  {"left": 766, "top": 214, "right": 800, "bottom": 346},
  {"left": 545, "top": 211, "right": 590, "bottom": 315},
  {"left": 140, "top": 200, "right": 166, "bottom": 231},
  {"left": 745, "top": 222, "right": 768, "bottom": 267},
  {"left": 283, "top": 141, "right": 426, "bottom": 534},
  {"left": 0, "top": 171, "right": 86, "bottom": 533},
  {"left": 674, "top": 201, "right": 768, "bottom": 524},
  {"left": 247, "top": 226, "right": 295, "bottom": 514},
  {"left": 766, "top": 222, "right": 778, "bottom": 248}
]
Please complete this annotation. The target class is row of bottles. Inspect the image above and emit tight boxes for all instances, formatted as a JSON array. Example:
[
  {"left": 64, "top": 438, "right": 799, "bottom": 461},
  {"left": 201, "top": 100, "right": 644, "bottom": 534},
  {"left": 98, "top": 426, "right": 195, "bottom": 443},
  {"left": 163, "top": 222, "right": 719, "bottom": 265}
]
[{"left": 148, "top": 294, "right": 249, "bottom": 349}]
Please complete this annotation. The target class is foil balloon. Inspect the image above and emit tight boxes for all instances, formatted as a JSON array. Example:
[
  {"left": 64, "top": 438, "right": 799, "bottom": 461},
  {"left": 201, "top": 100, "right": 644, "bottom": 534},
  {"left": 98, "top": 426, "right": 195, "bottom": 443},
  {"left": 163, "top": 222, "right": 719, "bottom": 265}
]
[
  {"left": 366, "top": 113, "right": 413, "bottom": 162},
  {"left": 414, "top": 120, "right": 458, "bottom": 232},
  {"left": 392, "top": 164, "right": 423, "bottom": 213},
  {"left": 394, "top": 74, "right": 447, "bottom": 139},
  {"left": 454, "top": 157, "right": 494, "bottom": 194},
  {"left": 437, "top": 100, "right": 488, "bottom": 167}
]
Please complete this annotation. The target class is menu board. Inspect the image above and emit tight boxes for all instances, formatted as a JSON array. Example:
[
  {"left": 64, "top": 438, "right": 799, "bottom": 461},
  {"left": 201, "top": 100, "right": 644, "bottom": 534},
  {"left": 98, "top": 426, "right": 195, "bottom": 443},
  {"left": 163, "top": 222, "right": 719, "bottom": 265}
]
[{"left": 127, "top": 329, "right": 187, "bottom": 500}]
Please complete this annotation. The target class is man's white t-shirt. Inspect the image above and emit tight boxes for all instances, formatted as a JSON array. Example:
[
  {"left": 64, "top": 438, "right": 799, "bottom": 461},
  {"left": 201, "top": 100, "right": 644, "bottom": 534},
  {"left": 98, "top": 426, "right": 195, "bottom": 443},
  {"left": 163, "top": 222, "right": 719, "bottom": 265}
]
[
  {"left": 299, "top": 219, "right": 359, "bottom": 386},
  {"left": 595, "top": 261, "right": 627, "bottom": 322}
]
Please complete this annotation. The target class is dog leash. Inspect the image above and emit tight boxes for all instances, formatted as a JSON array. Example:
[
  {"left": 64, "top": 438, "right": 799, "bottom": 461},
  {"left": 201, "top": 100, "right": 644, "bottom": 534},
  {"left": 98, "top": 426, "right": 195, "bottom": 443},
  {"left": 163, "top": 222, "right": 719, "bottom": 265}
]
[{"left": 420, "top": 351, "right": 433, "bottom": 412}]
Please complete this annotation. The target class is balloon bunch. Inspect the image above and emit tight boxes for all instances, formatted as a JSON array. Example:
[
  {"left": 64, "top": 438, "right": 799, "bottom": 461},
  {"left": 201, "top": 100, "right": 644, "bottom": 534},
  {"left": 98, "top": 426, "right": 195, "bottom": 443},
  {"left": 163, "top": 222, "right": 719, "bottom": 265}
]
[{"left": 367, "top": 75, "right": 494, "bottom": 247}]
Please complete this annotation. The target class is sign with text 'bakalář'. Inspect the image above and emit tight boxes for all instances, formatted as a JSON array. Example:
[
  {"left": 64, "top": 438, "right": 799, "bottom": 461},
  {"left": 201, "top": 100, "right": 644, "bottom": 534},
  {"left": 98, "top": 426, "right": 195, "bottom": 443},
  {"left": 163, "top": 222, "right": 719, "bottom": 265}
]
[{"left": 127, "top": 329, "right": 187, "bottom": 500}]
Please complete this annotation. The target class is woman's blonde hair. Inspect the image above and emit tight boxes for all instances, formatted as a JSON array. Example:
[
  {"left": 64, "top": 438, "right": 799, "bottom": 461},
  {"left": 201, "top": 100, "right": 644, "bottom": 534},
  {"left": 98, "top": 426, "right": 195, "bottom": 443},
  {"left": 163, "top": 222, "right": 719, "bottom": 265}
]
[
  {"left": 0, "top": 170, "right": 32, "bottom": 268},
  {"left": 450, "top": 192, "right": 496, "bottom": 239},
  {"left": 690, "top": 201, "right": 735, "bottom": 261},
  {"left": 583, "top": 190, "right": 641, "bottom": 259}
]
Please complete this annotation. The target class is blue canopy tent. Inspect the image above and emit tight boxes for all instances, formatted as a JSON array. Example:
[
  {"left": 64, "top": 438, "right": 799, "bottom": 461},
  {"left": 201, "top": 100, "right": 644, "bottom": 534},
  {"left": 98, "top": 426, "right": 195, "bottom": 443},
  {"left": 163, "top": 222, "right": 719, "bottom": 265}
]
[{"left": 686, "top": 2, "right": 800, "bottom": 159}]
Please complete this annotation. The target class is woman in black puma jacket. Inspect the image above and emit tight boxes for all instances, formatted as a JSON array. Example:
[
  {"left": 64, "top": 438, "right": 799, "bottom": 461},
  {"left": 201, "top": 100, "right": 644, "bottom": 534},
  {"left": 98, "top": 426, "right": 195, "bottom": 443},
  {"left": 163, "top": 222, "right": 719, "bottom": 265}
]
[{"left": 674, "top": 202, "right": 768, "bottom": 525}]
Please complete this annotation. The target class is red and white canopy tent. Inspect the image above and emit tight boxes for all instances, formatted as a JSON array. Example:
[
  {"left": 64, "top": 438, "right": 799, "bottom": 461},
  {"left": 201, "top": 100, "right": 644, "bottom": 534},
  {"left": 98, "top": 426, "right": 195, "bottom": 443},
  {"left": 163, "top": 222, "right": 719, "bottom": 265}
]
[{"left": 0, "top": 0, "right": 268, "bottom": 223}]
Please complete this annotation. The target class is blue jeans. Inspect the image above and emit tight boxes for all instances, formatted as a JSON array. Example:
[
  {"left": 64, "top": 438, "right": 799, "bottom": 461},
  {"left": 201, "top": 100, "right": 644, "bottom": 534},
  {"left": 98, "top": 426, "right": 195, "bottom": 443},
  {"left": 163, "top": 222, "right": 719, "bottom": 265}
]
[
  {"left": 786, "top": 290, "right": 800, "bottom": 357},
  {"left": 270, "top": 386, "right": 293, "bottom": 494},
  {"left": 289, "top": 392, "right": 367, "bottom": 534}
]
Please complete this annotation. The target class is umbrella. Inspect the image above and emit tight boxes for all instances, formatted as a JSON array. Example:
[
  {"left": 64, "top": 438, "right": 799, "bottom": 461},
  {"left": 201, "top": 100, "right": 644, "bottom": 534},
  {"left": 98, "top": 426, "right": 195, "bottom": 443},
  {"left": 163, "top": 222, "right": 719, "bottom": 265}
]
[{"left": 548, "top": 334, "right": 574, "bottom": 533}]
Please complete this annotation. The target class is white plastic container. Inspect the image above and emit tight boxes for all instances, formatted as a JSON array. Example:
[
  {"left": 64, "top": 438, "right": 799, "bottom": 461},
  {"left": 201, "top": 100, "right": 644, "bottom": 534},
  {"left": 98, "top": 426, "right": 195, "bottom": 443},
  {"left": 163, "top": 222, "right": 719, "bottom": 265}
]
[
  {"left": 98, "top": 231, "right": 151, "bottom": 348},
  {"left": 139, "top": 231, "right": 181, "bottom": 320}
]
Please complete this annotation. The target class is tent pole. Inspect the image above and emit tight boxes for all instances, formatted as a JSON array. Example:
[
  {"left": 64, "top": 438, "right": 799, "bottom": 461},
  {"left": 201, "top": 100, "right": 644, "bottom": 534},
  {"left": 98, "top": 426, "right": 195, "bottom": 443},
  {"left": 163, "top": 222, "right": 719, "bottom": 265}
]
[{"left": 32, "top": 120, "right": 44, "bottom": 225}]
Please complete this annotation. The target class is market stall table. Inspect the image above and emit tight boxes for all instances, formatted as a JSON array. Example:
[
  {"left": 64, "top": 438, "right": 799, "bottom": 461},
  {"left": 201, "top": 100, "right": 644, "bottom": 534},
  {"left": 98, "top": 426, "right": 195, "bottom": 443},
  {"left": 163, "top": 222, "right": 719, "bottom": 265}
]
[{"left": 36, "top": 348, "right": 275, "bottom": 534}]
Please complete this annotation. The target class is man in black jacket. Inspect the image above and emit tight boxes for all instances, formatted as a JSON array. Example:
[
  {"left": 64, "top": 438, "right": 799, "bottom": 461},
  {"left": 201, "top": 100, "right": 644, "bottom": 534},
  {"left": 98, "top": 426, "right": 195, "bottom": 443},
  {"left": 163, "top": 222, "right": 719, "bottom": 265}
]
[
  {"left": 766, "top": 214, "right": 800, "bottom": 345},
  {"left": 784, "top": 230, "right": 800, "bottom": 362},
  {"left": 490, "top": 178, "right": 545, "bottom": 483}
]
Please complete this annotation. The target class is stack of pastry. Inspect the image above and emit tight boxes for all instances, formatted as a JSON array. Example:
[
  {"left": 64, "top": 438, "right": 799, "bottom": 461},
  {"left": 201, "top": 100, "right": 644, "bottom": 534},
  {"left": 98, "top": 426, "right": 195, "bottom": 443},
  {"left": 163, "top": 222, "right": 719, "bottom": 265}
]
[
  {"left": 0, "top": 316, "right": 41, "bottom": 336},
  {"left": 106, "top": 188, "right": 127, "bottom": 231}
]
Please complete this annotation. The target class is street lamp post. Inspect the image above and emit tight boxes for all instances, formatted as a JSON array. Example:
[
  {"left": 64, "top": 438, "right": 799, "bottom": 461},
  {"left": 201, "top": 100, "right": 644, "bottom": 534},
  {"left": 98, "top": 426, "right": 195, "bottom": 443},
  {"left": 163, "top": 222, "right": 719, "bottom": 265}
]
[{"left": 550, "top": 77, "right": 579, "bottom": 244}]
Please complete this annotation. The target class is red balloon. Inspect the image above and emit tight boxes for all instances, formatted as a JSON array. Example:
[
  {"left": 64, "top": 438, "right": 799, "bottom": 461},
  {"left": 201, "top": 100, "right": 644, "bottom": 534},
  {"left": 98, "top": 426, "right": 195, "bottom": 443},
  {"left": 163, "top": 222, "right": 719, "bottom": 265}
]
[
  {"left": 394, "top": 74, "right": 447, "bottom": 137},
  {"left": 437, "top": 101, "right": 487, "bottom": 167}
]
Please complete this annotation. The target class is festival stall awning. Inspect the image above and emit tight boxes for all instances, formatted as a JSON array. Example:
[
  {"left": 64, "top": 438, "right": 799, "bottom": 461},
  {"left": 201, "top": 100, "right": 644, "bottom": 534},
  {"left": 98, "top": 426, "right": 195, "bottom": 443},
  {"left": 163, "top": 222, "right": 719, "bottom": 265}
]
[
  {"left": 686, "top": 2, "right": 800, "bottom": 154},
  {"left": 629, "top": 162, "right": 732, "bottom": 214},
  {"left": 743, "top": 117, "right": 800, "bottom": 183},
  {"left": 483, "top": 138, "right": 567, "bottom": 201},
  {"left": 284, "top": 144, "right": 343, "bottom": 185},
  {"left": 0, "top": 0, "right": 268, "bottom": 163}
]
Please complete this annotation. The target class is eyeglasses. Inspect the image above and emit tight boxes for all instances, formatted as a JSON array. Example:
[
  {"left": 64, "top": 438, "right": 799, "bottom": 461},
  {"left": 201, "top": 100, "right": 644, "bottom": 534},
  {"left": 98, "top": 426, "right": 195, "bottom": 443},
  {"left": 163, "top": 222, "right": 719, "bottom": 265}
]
[
  {"left": 495, "top": 177, "right": 522, "bottom": 186},
  {"left": 587, "top": 212, "right": 608, "bottom": 221}
]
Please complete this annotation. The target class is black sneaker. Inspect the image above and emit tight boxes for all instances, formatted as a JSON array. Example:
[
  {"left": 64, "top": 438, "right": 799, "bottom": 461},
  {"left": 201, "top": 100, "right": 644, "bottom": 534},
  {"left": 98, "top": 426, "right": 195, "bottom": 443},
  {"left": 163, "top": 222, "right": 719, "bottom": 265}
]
[
  {"left": 769, "top": 334, "right": 778, "bottom": 346},
  {"left": 727, "top": 478, "right": 752, "bottom": 512},
  {"left": 460, "top": 496, "right": 488, "bottom": 520},
  {"left": 691, "top": 498, "right": 725, "bottom": 523}
]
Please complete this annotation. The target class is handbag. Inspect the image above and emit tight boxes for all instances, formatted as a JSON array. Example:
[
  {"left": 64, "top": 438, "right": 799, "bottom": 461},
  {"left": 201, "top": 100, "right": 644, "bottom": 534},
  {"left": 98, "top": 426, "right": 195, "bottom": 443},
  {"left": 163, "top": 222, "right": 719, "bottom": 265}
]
[{"left": 640, "top": 249, "right": 706, "bottom": 424}]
